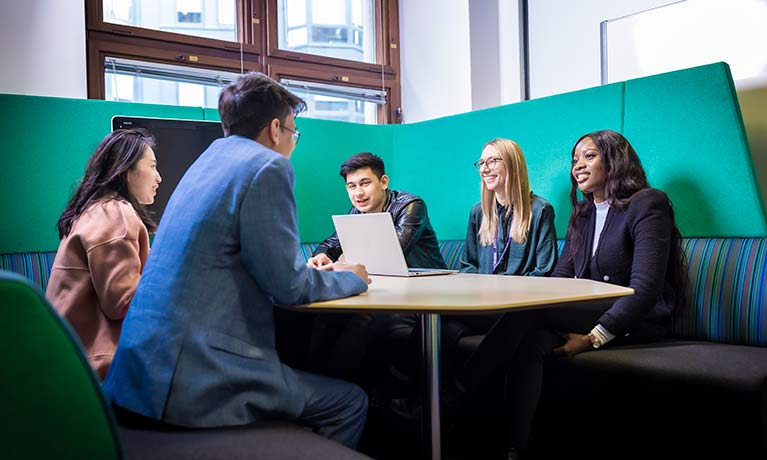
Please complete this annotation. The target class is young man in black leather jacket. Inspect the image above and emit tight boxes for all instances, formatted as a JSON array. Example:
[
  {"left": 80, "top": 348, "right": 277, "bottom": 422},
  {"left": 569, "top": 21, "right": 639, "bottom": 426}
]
[{"left": 301, "top": 152, "right": 446, "bottom": 393}]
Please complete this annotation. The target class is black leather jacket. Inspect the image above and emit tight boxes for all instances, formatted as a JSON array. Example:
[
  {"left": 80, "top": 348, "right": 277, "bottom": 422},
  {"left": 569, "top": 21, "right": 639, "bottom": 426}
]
[{"left": 313, "top": 189, "right": 447, "bottom": 269}]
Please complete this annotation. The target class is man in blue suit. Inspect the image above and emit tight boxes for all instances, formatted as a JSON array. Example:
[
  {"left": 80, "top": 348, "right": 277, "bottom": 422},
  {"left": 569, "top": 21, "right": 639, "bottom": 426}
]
[{"left": 103, "top": 72, "right": 371, "bottom": 448}]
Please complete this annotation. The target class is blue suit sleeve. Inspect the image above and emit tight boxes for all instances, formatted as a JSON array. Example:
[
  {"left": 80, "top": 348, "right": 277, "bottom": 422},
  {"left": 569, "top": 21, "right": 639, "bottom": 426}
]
[{"left": 238, "top": 156, "right": 367, "bottom": 305}]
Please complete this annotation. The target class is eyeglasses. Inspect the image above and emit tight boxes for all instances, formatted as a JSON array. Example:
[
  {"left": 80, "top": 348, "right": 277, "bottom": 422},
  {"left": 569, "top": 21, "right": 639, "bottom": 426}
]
[
  {"left": 473, "top": 157, "right": 503, "bottom": 170},
  {"left": 282, "top": 125, "right": 301, "bottom": 144}
]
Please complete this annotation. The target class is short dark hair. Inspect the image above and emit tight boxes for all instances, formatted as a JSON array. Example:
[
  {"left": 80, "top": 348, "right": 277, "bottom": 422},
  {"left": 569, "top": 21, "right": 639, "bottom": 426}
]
[
  {"left": 58, "top": 129, "right": 157, "bottom": 238},
  {"left": 339, "top": 152, "right": 386, "bottom": 180},
  {"left": 218, "top": 72, "right": 306, "bottom": 139}
]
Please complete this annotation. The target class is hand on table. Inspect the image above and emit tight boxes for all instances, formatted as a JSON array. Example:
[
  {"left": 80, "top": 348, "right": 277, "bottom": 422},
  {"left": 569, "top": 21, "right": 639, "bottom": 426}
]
[
  {"left": 333, "top": 262, "right": 371, "bottom": 284},
  {"left": 307, "top": 253, "right": 334, "bottom": 271}
]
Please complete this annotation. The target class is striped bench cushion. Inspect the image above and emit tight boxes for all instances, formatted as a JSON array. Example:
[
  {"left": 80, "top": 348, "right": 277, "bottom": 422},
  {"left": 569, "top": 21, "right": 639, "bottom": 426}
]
[
  {"left": 674, "top": 238, "right": 767, "bottom": 346},
  {"left": 0, "top": 252, "right": 56, "bottom": 294},
  {"left": 3, "top": 237, "right": 766, "bottom": 346}
]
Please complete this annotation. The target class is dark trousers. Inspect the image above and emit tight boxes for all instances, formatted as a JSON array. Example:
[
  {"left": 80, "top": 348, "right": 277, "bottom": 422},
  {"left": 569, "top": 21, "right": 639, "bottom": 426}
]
[
  {"left": 279, "top": 310, "right": 420, "bottom": 392},
  {"left": 457, "top": 301, "right": 667, "bottom": 449}
]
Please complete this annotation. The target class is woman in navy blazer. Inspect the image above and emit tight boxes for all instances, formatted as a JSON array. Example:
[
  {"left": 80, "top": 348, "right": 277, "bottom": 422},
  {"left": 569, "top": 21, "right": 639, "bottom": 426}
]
[{"left": 461, "top": 130, "right": 687, "bottom": 459}]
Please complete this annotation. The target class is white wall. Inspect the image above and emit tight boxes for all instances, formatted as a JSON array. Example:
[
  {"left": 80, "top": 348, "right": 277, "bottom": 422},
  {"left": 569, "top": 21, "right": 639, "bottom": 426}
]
[
  {"left": 400, "top": 0, "right": 523, "bottom": 122},
  {"left": 0, "top": 0, "right": 87, "bottom": 98},
  {"left": 497, "top": 0, "right": 523, "bottom": 105},
  {"left": 398, "top": 0, "right": 473, "bottom": 123},
  {"left": 527, "top": 0, "right": 675, "bottom": 99}
]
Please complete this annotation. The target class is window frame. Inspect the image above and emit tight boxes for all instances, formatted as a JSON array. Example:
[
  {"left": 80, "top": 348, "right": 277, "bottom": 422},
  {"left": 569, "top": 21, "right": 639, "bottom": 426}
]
[{"left": 85, "top": 0, "right": 402, "bottom": 124}]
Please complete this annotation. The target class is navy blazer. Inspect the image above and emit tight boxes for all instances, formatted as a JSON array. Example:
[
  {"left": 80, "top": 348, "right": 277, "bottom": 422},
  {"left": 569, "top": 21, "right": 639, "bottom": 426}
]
[
  {"left": 103, "top": 135, "right": 368, "bottom": 427},
  {"left": 552, "top": 188, "right": 678, "bottom": 336}
]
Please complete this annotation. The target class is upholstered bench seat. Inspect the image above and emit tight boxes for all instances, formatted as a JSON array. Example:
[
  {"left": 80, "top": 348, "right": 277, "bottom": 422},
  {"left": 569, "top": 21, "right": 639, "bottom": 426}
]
[
  {"left": 553, "top": 340, "right": 767, "bottom": 392},
  {"left": 120, "top": 422, "right": 371, "bottom": 460}
]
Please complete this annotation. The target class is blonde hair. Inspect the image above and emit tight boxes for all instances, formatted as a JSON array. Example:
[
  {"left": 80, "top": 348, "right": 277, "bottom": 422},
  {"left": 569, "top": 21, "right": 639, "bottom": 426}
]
[{"left": 478, "top": 138, "right": 533, "bottom": 246}]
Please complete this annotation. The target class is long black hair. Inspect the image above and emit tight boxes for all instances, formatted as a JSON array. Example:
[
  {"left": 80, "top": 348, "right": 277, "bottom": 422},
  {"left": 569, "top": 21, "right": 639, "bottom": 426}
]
[
  {"left": 57, "top": 129, "right": 157, "bottom": 238},
  {"left": 567, "top": 130, "right": 687, "bottom": 299}
]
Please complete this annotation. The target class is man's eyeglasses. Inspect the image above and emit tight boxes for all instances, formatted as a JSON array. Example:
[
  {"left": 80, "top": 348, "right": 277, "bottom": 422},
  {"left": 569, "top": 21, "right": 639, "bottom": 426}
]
[
  {"left": 473, "top": 157, "right": 503, "bottom": 170},
  {"left": 282, "top": 126, "right": 301, "bottom": 144}
]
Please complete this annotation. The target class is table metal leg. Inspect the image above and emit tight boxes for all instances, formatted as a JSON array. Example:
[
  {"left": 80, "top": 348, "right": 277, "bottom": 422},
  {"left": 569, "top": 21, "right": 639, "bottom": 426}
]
[{"left": 421, "top": 313, "right": 441, "bottom": 460}]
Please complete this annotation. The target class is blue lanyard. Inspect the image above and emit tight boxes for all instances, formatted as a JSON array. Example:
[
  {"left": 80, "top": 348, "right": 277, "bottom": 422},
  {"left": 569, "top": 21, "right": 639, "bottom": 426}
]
[{"left": 492, "top": 231, "right": 513, "bottom": 274}]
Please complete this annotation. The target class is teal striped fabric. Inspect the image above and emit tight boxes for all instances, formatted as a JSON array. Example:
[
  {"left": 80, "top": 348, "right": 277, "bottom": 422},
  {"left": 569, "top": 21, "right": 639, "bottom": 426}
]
[
  {"left": 673, "top": 238, "right": 767, "bottom": 347},
  {"left": 0, "top": 252, "right": 56, "bottom": 294},
  {"left": 3, "top": 237, "right": 765, "bottom": 346}
]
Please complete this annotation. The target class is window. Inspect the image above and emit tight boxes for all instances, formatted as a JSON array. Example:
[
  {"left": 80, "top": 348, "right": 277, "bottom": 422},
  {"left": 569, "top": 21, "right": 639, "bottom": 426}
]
[
  {"left": 87, "top": 0, "right": 402, "bottom": 123},
  {"left": 276, "top": 0, "right": 376, "bottom": 64},
  {"left": 103, "top": 57, "right": 238, "bottom": 108},
  {"left": 101, "top": 0, "right": 237, "bottom": 42},
  {"left": 176, "top": 0, "right": 203, "bottom": 24},
  {"left": 281, "top": 78, "right": 386, "bottom": 124}
]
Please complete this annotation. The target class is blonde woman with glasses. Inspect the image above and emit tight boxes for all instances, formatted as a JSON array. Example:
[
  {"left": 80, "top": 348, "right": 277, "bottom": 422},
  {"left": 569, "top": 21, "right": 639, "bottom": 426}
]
[
  {"left": 445, "top": 139, "right": 558, "bottom": 404},
  {"left": 461, "top": 138, "right": 557, "bottom": 276}
]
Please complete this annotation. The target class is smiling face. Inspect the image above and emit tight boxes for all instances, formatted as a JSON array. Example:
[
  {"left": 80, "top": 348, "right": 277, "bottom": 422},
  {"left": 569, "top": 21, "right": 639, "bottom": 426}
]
[
  {"left": 345, "top": 167, "right": 389, "bottom": 214},
  {"left": 478, "top": 144, "right": 507, "bottom": 194},
  {"left": 127, "top": 146, "right": 161, "bottom": 205},
  {"left": 572, "top": 136, "right": 607, "bottom": 202}
]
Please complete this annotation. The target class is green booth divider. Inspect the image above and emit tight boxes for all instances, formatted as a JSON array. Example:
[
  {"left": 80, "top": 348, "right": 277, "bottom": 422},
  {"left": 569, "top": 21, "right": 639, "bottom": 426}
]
[
  {"left": 1, "top": 62, "right": 765, "bottom": 255},
  {"left": 622, "top": 63, "right": 766, "bottom": 237},
  {"left": 0, "top": 95, "right": 205, "bottom": 253}
]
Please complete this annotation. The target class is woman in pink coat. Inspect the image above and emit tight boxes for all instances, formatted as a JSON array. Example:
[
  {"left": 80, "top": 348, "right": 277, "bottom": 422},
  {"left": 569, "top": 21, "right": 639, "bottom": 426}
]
[{"left": 46, "top": 129, "right": 161, "bottom": 380}]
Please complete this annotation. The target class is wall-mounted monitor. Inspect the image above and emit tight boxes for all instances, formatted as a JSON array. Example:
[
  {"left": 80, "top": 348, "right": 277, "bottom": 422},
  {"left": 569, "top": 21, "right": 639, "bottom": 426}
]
[{"left": 112, "top": 116, "right": 224, "bottom": 224}]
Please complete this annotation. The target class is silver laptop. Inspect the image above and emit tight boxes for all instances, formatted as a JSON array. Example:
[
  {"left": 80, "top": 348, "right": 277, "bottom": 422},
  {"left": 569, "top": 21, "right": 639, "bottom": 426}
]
[{"left": 331, "top": 213, "right": 457, "bottom": 277}]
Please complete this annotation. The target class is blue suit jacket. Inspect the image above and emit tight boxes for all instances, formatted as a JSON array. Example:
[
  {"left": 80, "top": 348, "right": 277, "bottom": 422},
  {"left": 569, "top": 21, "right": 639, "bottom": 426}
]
[{"left": 103, "top": 135, "right": 368, "bottom": 427}]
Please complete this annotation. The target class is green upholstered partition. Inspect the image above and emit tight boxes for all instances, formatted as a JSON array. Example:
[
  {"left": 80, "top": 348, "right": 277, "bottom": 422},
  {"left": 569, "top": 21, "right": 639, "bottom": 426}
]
[
  {"left": 290, "top": 120, "right": 396, "bottom": 242},
  {"left": 1, "top": 62, "right": 764, "bottom": 255},
  {"left": 390, "top": 83, "right": 625, "bottom": 240},
  {"left": 0, "top": 94, "right": 204, "bottom": 253},
  {"left": 622, "top": 63, "right": 767, "bottom": 237}
]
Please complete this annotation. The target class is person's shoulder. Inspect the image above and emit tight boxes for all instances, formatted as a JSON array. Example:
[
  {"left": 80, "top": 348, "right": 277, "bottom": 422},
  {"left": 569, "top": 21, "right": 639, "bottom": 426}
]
[
  {"left": 530, "top": 193, "right": 554, "bottom": 212},
  {"left": 391, "top": 189, "right": 422, "bottom": 204},
  {"left": 469, "top": 201, "right": 483, "bottom": 214},
  {"left": 222, "top": 136, "right": 292, "bottom": 181},
  {"left": 77, "top": 198, "right": 144, "bottom": 248},
  {"left": 628, "top": 188, "right": 671, "bottom": 210},
  {"left": 218, "top": 135, "right": 286, "bottom": 167}
]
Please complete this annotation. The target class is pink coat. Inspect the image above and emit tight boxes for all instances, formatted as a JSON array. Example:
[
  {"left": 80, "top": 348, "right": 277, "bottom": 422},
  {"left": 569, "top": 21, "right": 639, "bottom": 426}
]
[{"left": 46, "top": 198, "right": 149, "bottom": 380}]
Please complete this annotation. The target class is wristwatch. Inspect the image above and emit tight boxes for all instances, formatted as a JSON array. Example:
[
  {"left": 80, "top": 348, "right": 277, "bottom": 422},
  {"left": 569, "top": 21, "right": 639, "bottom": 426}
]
[{"left": 587, "top": 332, "right": 602, "bottom": 349}]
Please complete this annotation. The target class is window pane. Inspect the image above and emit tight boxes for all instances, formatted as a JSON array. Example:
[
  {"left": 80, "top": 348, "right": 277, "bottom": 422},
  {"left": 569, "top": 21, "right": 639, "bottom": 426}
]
[
  {"left": 286, "top": 0, "right": 307, "bottom": 27},
  {"left": 102, "top": 0, "right": 237, "bottom": 42},
  {"left": 105, "top": 74, "right": 136, "bottom": 102},
  {"left": 277, "top": 0, "right": 377, "bottom": 64},
  {"left": 287, "top": 90, "right": 377, "bottom": 124},
  {"left": 176, "top": 0, "right": 202, "bottom": 24},
  {"left": 218, "top": 0, "right": 235, "bottom": 25},
  {"left": 287, "top": 27, "right": 308, "bottom": 47},
  {"left": 104, "top": 59, "right": 229, "bottom": 109},
  {"left": 177, "top": 82, "right": 205, "bottom": 106},
  {"left": 312, "top": 0, "right": 345, "bottom": 24}
]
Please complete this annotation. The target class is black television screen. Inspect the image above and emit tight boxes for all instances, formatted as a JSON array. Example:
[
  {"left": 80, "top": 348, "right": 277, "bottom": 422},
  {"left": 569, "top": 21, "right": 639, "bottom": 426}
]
[{"left": 112, "top": 116, "right": 223, "bottom": 224}]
